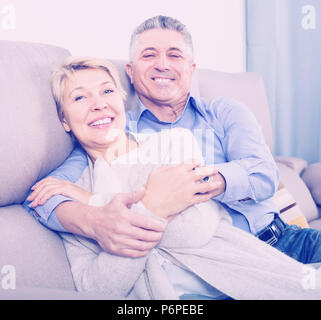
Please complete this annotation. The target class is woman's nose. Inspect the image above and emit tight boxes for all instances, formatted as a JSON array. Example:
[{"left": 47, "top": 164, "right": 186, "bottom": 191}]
[{"left": 91, "top": 97, "right": 107, "bottom": 111}]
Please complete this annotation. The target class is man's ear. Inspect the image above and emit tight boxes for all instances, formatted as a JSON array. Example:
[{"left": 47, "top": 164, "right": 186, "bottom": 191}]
[
  {"left": 126, "top": 63, "right": 133, "bottom": 84},
  {"left": 191, "top": 62, "right": 196, "bottom": 74}
]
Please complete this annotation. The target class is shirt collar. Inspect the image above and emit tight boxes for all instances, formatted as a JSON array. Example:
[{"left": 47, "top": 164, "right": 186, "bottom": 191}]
[{"left": 126, "top": 93, "right": 207, "bottom": 125}]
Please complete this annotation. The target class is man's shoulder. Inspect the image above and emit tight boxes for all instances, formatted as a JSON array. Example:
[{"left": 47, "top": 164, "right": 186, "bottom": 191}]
[{"left": 193, "top": 96, "right": 251, "bottom": 121}]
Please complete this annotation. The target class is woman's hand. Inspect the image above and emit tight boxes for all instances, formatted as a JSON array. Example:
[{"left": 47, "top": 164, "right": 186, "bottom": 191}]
[
  {"left": 141, "top": 161, "right": 225, "bottom": 219},
  {"left": 27, "top": 177, "right": 92, "bottom": 207}
]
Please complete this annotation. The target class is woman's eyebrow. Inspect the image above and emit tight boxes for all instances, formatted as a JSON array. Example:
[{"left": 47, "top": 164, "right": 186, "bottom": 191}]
[
  {"left": 69, "top": 86, "right": 85, "bottom": 97},
  {"left": 69, "top": 81, "right": 113, "bottom": 96}
]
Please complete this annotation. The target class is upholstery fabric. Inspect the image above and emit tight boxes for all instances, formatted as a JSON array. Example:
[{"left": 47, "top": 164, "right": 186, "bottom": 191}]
[
  {"left": 302, "top": 162, "right": 321, "bottom": 206},
  {"left": 0, "top": 41, "right": 73, "bottom": 206},
  {"left": 0, "top": 205, "right": 75, "bottom": 290},
  {"left": 276, "top": 162, "right": 318, "bottom": 222}
]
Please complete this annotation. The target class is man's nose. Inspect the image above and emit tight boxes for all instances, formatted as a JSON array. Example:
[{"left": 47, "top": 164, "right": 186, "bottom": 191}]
[{"left": 154, "top": 54, "right": 170, "bottom": 70}]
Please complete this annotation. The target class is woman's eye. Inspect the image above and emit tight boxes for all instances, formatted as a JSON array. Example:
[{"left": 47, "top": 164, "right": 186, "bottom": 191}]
[
  {"left": 104, "top": 89, "right": 114, "bottom": 94},
  {"left": 74, "top": 95, "right": 85, "bottom": 102}
]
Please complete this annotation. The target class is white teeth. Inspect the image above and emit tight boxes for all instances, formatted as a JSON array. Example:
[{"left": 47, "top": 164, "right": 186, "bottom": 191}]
[
  {"left": 90, "top": 118, "right": 112, "bottom": 126},
  {"left": 153, "top": 78, "right": 171, "bottom": 83}
]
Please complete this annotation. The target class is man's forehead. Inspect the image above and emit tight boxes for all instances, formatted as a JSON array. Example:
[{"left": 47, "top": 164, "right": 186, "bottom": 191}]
[{"left": 136, "top": 28, "right": 187, "bottom": 51}]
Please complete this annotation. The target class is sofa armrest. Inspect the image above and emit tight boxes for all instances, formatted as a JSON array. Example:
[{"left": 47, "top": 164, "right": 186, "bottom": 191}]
[
  {"left": 274, "top": 156, "right": 308, "bottom": 175},
  {"left": 301, "top": 162, "right": 321, "bottom": 206}
]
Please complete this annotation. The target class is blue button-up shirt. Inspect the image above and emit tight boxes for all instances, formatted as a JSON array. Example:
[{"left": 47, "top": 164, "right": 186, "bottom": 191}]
[{"left": 23, "top": 95, "right": 279, "bottom": 234}]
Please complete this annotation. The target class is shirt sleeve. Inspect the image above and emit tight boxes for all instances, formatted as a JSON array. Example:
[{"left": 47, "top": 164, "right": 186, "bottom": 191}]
[
  {"left": 21, "top": 147, "right": 88, "bottom": 231},
  {"left": 209, "top": 98, "right": 280, "bottom": 204}
]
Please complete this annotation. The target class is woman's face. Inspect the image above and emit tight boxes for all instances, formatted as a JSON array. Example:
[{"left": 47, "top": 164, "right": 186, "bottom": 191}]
[{"left": 61, "top": 68, "right": 126, "bottom": 153}]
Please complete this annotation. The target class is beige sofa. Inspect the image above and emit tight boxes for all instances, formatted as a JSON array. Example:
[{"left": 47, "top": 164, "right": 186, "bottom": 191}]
[{"left": 0, "top": 40, "right": 320, "bottom": 299}]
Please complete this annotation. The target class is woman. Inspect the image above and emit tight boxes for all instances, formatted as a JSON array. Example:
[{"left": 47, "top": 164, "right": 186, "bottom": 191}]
[{"left": 30, "top": 56, "right": 321, "bottom": 299}]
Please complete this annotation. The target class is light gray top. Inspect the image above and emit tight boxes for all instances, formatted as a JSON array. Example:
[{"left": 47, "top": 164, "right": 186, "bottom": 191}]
[{"left": 60, "top": 129, "right": 321, "bottom": 299}]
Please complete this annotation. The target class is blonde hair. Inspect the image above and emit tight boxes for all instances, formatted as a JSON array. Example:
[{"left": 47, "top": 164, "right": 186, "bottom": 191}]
[{"left": 51, "top": 56, "right": 127, "bottom": 121}]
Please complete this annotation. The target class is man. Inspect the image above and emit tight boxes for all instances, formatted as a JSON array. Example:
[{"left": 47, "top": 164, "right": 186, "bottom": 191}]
[{"left": 24, "top": 15, "right": 321, "bottom": 264}]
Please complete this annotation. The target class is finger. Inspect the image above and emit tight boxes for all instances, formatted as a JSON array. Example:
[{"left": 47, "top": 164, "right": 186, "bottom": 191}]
[
  {"left": 119, "top": 237, "right": 159, "bottom": 251},
  {"left": 115, "top": 187, "right": 145, "bottom": 207},
  {"left": 194, "top": 179, "right": 222, "bottom": 194},
  {"left": 129, "top": 212, "right": 166, "bottom": 233},
  {"left": 119, "top": 248, "right": 151, "bottom": 258},
  {"left": 192, "top": 192, "right": 215, "bottom": 205},
  {"left": 127, "top": 225, "right": 164, "bottom": 243},
  {"left": 193, "top": 171, "right": 218, "bottom": 183},
  {"left": 179, "top": 159, "right": 202, "bottom": 171},
  {"left": 28, "top": 180, "right": 61, "bottom": 200},
  {"left": 31, "top": 177, "right": 59, "bottom": 190},
  {"left": 194, "top": 165, "right": 218, "bottom": 177},
  {"left": 180, "top": 158, "right": 202, "bottom": 167},
  {"left": 30, "top": 185, "right": 64, "bottom": 207}
]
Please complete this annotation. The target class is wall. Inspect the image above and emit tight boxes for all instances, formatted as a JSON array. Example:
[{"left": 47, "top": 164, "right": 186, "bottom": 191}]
[{"left": 0, "top": 0, "right": 245, "bottom": 72}]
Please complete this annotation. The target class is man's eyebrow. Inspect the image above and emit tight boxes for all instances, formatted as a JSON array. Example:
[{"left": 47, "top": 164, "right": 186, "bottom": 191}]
[
  {"left": 168, "top": 47, "right": 183, "bottom": 53},
  {"left": 140, "top": 47, "right": 157, "bottom": 53}
]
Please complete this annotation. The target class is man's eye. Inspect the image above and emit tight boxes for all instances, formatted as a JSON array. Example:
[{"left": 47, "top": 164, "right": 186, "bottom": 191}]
[
  {"left": 169, "top": 54, "right": 181, "bottom": 58},
  {"left": 143, "top": 54, "right": 155, "bottom": 58}
]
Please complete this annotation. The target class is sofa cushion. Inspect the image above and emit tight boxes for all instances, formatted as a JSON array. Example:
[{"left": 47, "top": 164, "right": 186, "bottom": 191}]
[
  {"left": 271, "top": 182, "right": 309, "bottom": 228},
  {"left": 301, "top": 162, "right": 321, "bottom": 206},
  {"left": 0, "top": 41, "right": 73, "bottom": 206},
  {"left": 0, "top": 205, "right": 75, "bottom": 290},
  {"left": 276, "top": 162, "right": 318, "bottom": 222}
]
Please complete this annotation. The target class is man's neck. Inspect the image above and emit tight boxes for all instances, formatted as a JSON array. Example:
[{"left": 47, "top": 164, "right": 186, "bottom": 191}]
[{"left": 140, "top": 96, "right": 189, "bottom": 122}]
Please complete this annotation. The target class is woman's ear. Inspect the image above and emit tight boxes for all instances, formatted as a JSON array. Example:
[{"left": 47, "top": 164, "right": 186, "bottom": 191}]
[{"left": 61, "top": 116, "right": 71, "bottom": 132}]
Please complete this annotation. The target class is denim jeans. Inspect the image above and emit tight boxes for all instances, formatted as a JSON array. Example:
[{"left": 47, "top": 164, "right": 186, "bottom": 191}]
[{"left": 273, "top": 224, "right": 321, "bottom": 264}]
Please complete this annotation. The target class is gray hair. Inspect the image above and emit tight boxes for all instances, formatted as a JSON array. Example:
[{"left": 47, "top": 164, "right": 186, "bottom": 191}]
[{"left": 129, "top": 15, "right": 194, "bottom": 62}]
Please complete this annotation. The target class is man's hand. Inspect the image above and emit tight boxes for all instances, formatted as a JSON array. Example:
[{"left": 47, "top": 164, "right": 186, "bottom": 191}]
[
  {"left": 141, "top": 162, "right": 226, "bottom": 219},
  {"left": 200, "top": 169, "right": 226, "bottom": 198},
  {"left": 56, "top": 188, "right": 166, "bottom": 258}
]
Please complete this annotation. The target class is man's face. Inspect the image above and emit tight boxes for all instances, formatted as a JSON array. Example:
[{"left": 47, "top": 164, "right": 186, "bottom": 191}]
[{"left": 126, "top": 28, "right": 196, "bottom": 108}]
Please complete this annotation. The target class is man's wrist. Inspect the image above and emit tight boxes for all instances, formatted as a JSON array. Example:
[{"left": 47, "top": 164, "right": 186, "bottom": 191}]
[
  {"left": 141, "top": 197, "right": 169, "bottom": 219},
  {"left": 55, "top": 201, "right": 98, "bottom": 239}
]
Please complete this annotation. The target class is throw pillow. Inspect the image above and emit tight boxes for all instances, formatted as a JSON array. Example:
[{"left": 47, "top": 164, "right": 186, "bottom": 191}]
[{"left": 271, "top": 182, "right": 309, "bottom": 228}]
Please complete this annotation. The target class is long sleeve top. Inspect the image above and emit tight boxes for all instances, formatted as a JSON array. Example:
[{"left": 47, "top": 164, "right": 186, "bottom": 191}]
[{"left": 60, "top": 129, "right": 321, "bottom": 300}]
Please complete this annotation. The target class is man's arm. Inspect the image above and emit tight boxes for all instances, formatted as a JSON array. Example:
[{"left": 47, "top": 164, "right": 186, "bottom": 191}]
[
  {"left": 22, "top": 147, "right": 88, "bottom": 231},
  {"left": 208, "top": 98, "right": 280, "bottom": 204}
]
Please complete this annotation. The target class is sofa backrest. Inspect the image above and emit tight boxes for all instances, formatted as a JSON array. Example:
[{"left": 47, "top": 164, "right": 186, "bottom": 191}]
[
  {"left": 0, "top": 41, "right": 273, "bottom": 206},
  {"left": 0, "top": 41, "right": 73, "bottom": 206}
]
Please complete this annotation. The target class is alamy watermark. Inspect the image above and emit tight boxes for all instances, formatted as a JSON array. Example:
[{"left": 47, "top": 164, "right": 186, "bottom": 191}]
[
  {"left": 1, "top": 264, "right": 16, "bottom": 290},
  {"left": 1, "top": 4, "right": 16, "bottom": 30},
  {"left": 301, "top": 4, "right": 316, "bottom": 30},
  {"left": 301, "top": 265, "right": 316, "bottom": 290}
]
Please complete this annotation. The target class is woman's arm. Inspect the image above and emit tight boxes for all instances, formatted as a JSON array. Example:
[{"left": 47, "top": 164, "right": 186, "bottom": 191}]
[{"left": 27, "top": 177, "right": 92, "bottom": 206}]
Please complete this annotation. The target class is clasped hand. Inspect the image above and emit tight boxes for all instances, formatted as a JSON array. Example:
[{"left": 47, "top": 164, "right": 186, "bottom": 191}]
[{"left": 27, "top": 161, "right": 225, "bottom": 257}]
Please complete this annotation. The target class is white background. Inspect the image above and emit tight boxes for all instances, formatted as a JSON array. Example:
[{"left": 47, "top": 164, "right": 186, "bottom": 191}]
[{"left": 0, "top": 0, "right": 245, "bottom": 72}]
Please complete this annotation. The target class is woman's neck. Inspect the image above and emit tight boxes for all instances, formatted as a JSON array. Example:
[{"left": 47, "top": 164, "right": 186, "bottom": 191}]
[{"left": 85, "top": 132, "right": 138, "bottom": 164}]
